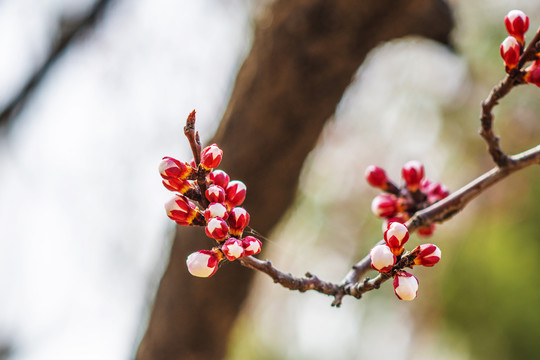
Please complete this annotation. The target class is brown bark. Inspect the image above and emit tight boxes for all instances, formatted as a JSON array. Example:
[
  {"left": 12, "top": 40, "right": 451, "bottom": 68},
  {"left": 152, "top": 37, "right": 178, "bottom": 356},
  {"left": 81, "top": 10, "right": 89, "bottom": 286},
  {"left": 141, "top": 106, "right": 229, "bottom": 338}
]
[{"left": 136, "top": 1, "right": 453, "bottom": 359}]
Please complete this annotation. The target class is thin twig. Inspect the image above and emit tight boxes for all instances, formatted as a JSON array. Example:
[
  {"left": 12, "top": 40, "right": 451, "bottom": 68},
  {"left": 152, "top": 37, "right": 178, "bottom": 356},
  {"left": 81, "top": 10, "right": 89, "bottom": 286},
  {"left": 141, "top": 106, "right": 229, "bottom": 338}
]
[
  {"left": 479, "top": 26, "right": 540, "bottom": 167},
  {"left": 183, "top": 110, "right": 209, "bottom": 208},
  {"left": 239, "top": 144, "right": 540, "bottom": 306}
]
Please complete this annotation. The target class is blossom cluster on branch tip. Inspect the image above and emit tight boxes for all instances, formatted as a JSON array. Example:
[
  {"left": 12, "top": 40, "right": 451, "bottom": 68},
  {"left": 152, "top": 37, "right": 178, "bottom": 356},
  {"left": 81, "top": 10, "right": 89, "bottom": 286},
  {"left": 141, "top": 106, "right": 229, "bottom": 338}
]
[
  {"left": 160, "top": 111, "right": 261, "bottom": 278},
  {"left": 499, "top": 9, "right": 540, "bottom": 86},
  {"left": 367, "top": 161, "right": 449, "bottom": 236},
  {"left": 370, "top": 222, "right": 441, "bottom": 301}
]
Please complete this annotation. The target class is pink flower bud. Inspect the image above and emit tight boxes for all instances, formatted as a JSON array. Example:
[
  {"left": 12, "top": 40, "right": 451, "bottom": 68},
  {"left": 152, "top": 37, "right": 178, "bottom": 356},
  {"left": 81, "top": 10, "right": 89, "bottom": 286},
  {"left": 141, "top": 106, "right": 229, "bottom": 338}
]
[
  {"left": 204, "top": 202, "right": 229, "bottom": 221},
  {"left": 365, "top": 165, "right": 388, "bottom": 188},
  {"left": 421, "top": 178, "right": 449, "bottom": 203},
  {"left": 186, "top": 250, "right": 220, "bottom": 277},
  {"left": 417, "top": 224, "right": 436, "bottom": 237},
  {"left": 209, "top": 170, "right": 230, "bottom": 189},
  {"left": 165, "top": 195, "right": 198, "bottom": 226},
  {"left": 524, "top": 65, "right": 540, "bottom": 87},
  {"left": 200, "top": 144, "right": 223, "bottom": 171},
  {"left": 393, "top": 271, "right": 419, "bottom": 301},
  {"left": 500, "top": 36, "right": 521, "bottom": 71},
  {"left": 159, "top": 157, "right": 194, "bottom": 180},
  {"left": 205, "top": 217, "right": 229, "bottom": 241},
  {"left": 413, "top": 244, "right": 441, "bottom": 267},
  {"left": 371, "top": 193, "right": 397, "bottom": 218},
  {"left": 222, "top": 238, "right": 245, "bottom": 261},
  {"left": 205, "top": 185, "right": 226, "bottom": 203},
  {"left": 402, "top": 160, "right": 424, "bottom": 191},
  {"left": 228, "top": 207, "right": 250, "bottom": 236},
  {"left": 384, "top": 222, "right": 409, "bottom": 256},
  {"left": 505, "top": 10, "right": 529, "bottom": 44},
  {"left": 226, "top": 180, "right": 247, "bottom": 208},
  {"left": 370, "top": 244, "right": 396, "bottom": 272},
  {"left": 242, "top": 236, "right": 262, "bottom": 256}
]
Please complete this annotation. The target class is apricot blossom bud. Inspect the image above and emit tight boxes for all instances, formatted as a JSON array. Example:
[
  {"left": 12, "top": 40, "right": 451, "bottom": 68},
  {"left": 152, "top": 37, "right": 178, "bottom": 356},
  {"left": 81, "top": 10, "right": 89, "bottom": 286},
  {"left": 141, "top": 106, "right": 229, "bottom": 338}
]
[
  {"left": 206, "top": 185, "right": 226, "bottom": 203},
  {"left": 159, "top": 157, "right": 194, "bottom": 180},
  {"left": 200, "top": 144, "right": 223, "bottom": 171},
  {"left": 524, "top": 65, "right": 540, "bottom": 87},
  {"left": 418, "top": 224, "right": 436, "bottom": 237},
  {"left": 162, "top": 178, "right": 195, "bottom": 195},
  {"left": 365, "top": 165, "right": 388, "bottom": 188},
  {"left": 393, "top": 271, "right": 419, "bottom": 301},
  {"left": 186, "top": 249, "right": 221, "bottom": 277},
  {"left": 500, "top": 36, "right": 521, "bottom": 71},
  {"left": 505, "top": 10, "right": 529, "bottom": 44},
  {"left": 165, "top": 195, "right": 199, "bottom": 226},
  {"left": 209, "top": 169, "right": 230, "bottom": 189},
  {"left": 222, "top": 238, "right": 245, "bottom": 261},
  {"left": 242, "top": 236, "right": 262, "bottom": 256},
  {"left": 371, "top": 193, "right": 397, "bottom": 218},
  {"left": 205, "top": 217, "right": 229, "bottom": 241},
  {"left": 384, "top": 222, "right": 409, "bottom": 256},
  {"left": 413, "top": 244, "right": 441, "bottom": 267},
  {"left": 204, "top": 202, "right": 229, "bottom": 221},
  {"left": 421, "top": 178, "right": 449, "bottom": 203},
  {"left": 228, "top": 207, "right": 250, "bottom": 236},
  {"left": 402, "top": 160, "right": 424, "bottom": 191},
  {"left": 370, "top": 244, "right": 396, "bottom": 272},
  {"left": 226, "top": 180, "right": 247, "bottom": 208}
]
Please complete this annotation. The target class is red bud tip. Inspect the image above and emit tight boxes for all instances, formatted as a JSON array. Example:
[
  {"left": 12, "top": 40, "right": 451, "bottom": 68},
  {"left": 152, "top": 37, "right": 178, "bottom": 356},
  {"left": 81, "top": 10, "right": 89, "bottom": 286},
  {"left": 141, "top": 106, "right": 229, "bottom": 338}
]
[
  {"left": 504, "top": 10, "right": 529, "bottom": 45},
  {"left": 370, "top": 244, "right": 396, "bottom": 273},
  {"left": 159, "top": 157, "right": 194, "bottom": 180},
  {"left": 417, "top": 224, "right": 436, "bottom": 237},
  {"left": 393, "top": 271, "right": 419, "bottom": 301},
  {"left": 164, "top": 195, "right": 198, "bottom": 225},
  {"left": 402, "top": 160, "right": 424, "bottom": 191},
  {"left": 371, "top": 193, "right": 398, "bottom": 218},
  {"left": 242, "top": 236, "right": 262, "bottom": 256},
  {"left": 205, "top": 185, "right": 226, "bottom": 203},
  {"left": 209, "top": 170, "right": 230, "bottom": 189},
  {"left": 226, "top": 180, "right": 247, "bottom": 208},
  {"left": 200, "top": 144, "right": 223, "bottom": 171},
  {"left": 222, "top": 238, "right": 246, "bottom": 261},
  {"left": 228, "top": 207, "right": 250, "bottom": 236},
  {"left": 413, "top": 244, "right": 441, "bottom": 267},
  {"left": 524, "top": 66, "right": 540, "bottom": 87},
  {"left": 186, "top": 249, "right": 220, "bottom": 277},
  {"left": 384, "top": 222, "right": 409, "bottom": 256},
  {"left": 205, "top": 217, "right": 229, "bottom": 241},
  {"left": 204, "top": 202, "right": 229, "bottom": 221},
  {"left": 500, "top": 36, "right": 521, "bottom": 71},
  {"left": 365, "top": 165, "right": 388, "bottom": 188}
]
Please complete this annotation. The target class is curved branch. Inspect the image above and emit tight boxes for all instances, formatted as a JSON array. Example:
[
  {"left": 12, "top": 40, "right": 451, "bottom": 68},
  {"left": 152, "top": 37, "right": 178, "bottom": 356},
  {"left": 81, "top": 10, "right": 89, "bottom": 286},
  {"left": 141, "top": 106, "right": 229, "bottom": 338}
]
[
  {"left": 479, "top": 26, "right": 540, "bottom": 167},
  {"left": 0, "top": 0, "right": 113, "bottom": 127},
  {"left": 241, "top": 144, "right": 540, "bottom": 306}
]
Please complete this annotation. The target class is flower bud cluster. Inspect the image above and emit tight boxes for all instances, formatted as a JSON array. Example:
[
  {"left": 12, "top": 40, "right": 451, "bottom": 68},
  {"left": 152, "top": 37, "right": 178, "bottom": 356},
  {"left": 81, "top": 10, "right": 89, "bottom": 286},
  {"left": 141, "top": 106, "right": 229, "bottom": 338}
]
[
  {"left": 369, "top": 222, "right": 441, "bottom": 301},
  {"left": 160, "top": 112, "right": 262, "bottom": 278},
  {"left": 367, "top": 161, "right": 449, "bottom": 236}
]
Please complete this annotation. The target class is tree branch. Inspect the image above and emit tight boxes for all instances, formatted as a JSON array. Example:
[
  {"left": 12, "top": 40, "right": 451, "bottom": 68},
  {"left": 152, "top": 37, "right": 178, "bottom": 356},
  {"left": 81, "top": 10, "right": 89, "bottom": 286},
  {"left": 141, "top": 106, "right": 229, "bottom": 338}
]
[
  {"left": 0, "top": 0, "right": 113, "bottom": 127},
  {"left": 479, "top": 26, "right": 540, "bottom": 167},
  {"left": 241, "top": 143, "right": 540, "bottom": 306}
]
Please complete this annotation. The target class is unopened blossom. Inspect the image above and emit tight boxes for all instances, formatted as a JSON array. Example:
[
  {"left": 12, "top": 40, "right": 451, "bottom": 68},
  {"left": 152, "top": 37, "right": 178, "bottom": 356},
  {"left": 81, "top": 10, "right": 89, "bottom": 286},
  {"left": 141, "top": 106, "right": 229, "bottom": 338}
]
[
  {"left": 186, "top": 250, "right": 221, "bottom": 277},
  {"left": 393, "top": 271, "right": 419, "bottom": 301}
]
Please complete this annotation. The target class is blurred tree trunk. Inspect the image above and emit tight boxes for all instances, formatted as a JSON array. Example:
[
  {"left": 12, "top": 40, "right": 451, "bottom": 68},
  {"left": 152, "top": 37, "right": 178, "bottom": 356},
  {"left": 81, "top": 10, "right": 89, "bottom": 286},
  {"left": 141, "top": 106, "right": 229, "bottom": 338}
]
[{"left": 136, "top": 0, "right": 453, "bottom": 359}]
